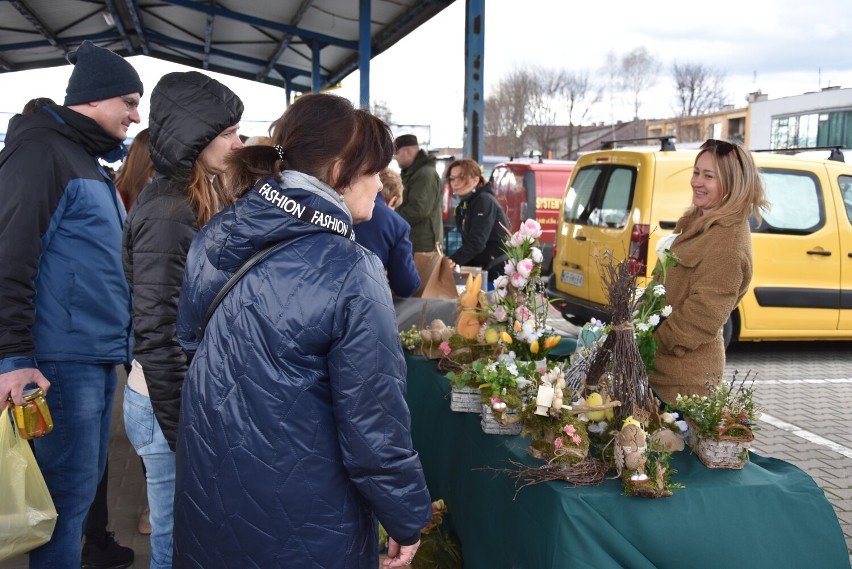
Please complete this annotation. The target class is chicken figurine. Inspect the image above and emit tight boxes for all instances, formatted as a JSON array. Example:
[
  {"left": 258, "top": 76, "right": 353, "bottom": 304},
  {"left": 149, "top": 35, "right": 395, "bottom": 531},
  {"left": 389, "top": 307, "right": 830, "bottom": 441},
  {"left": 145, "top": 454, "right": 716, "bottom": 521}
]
[{"left": 455, "top": 272, "right": 483, "bottom": 340}]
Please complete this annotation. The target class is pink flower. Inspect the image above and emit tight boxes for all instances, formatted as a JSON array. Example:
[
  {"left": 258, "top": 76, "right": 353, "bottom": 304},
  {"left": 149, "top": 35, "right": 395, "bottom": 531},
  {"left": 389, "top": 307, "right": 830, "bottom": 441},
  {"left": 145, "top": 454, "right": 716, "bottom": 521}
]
[
  {"left": 516, "top": 258, "right": 534, "bottom": 278},
  {"left": 492, "top": 305, "right": 508, "bottom": 322},
  {"left": 510, "top": 272, "right": 528, "bottom": 288},
  {"left": 553, "top": 437, "right": 563, "bottom": 449},
  {"left": 439, "top": 341, "right": 451, "bottom": 356},
  {"left": 515, "top": 305, "right": 532, "bottom": 322},
  {"left": 562, "top": 424, "right": 581, "bottom": 445},
  {"left": 520, "top": 219, "right": 543, "bottom": 240},
  {"left": 503, "top": 260, "right": 516, "bottom": 276}
]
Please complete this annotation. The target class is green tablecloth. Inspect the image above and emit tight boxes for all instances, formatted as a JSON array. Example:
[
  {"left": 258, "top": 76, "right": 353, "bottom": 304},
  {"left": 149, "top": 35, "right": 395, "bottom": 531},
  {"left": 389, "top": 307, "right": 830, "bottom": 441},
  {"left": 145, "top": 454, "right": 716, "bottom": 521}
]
[{"left": 404, "top": 354, "right": 850, "bottom": 569}]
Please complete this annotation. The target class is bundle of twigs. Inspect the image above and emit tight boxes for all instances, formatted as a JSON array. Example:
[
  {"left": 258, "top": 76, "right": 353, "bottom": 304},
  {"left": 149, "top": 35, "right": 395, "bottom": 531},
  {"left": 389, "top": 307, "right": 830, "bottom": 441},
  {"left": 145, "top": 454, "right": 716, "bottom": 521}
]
[
  {"left": 584, "top": 257, "right": 655, "bottom": 418},
  {"left": 479, "top": 457, "right": 609, "bottom": 498}
]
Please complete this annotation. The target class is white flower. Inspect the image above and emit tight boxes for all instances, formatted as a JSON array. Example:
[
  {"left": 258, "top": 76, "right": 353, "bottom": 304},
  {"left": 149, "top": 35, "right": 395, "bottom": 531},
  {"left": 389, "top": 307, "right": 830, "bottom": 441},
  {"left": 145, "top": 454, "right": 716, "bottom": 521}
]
[
  {"left": 675, "top": 420, "right": 688, "bottom": 432},
  {"left": 648, "top": 314, "right": 660, "bottom": 326},
  {"left": 515, "top": 377, "right": 532, "bottom": 389},
  {"left": 503, "top": 261, "right": 516, "bottom": 277},
  {"left": 636, "top": 322, "right": 650, "bottom": 332},
  {"left": 661, "top": 305, "right": 672, "bottom": 317},
  {"left": 530, "top": 247, "right": 543, "bottom": 263},
  {"left": 653, "top": 284, "right": 666, "bottom": 296},
  {"left": 655, "top": 231, "right": 680, "bottom": 262}
]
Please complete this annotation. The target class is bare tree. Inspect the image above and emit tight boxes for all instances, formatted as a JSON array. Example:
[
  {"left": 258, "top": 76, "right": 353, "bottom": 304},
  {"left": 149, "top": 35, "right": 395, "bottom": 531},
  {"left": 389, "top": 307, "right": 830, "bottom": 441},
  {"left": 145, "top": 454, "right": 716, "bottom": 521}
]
[
  {"left": 672, "top": 62, "right": 727, "bottom": 117},
  {"left": 558, "top": 69, "right": 602, "bottom": 158},
  {"left": 620, "top": 47, "right": 661, "bottom": 120},
  {"left": 525, "top": 67, "right": 566, "bottom": 156},
  {"left": 600, "top": 51, "right": 624, "bottom": 125},
  {"left": 483, "top": 67, "right": 536, "bottom": 157},
  {"left": 371, "top": 99, "right": 393, "bottom": 124}
]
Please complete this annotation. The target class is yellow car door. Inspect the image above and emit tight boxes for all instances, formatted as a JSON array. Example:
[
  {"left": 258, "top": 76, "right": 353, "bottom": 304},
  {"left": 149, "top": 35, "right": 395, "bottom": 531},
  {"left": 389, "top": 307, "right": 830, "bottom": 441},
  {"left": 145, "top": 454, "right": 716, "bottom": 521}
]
[
  {"left": 739, "top": 163, "right": 841, "bottom": 337},
  {"left": 836, "top": 171, "right": 852, "bottom": 330}
]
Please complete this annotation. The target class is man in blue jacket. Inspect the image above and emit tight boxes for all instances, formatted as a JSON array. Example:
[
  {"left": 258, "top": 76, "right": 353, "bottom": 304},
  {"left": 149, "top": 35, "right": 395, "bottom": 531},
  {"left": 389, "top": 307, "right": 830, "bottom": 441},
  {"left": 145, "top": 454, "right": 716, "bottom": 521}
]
[{"left": 0, "top": 41, "right": 141, "bottom": 568}]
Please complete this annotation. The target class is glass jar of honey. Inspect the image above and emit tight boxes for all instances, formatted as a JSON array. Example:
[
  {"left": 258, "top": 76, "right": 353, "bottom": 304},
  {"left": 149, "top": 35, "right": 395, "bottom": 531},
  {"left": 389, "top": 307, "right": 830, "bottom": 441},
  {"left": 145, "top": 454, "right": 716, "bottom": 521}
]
[{"left": 11, "top": 387, "right": 54, "bottom": 439}]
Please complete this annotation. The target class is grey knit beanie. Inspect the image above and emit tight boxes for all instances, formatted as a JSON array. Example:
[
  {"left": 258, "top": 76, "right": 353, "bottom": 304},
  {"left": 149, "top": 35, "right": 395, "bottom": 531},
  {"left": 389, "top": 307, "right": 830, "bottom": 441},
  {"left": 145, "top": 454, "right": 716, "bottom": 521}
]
[{"left": 64, "top": 41, "right": 144, "bottom": 106}]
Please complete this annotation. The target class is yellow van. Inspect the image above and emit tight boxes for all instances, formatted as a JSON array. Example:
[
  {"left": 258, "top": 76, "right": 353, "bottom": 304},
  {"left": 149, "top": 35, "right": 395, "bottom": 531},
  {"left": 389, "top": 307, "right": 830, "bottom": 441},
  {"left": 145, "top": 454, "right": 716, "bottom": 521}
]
[{"left": 547, "top": 138, "right": 852, "bottom": 345}]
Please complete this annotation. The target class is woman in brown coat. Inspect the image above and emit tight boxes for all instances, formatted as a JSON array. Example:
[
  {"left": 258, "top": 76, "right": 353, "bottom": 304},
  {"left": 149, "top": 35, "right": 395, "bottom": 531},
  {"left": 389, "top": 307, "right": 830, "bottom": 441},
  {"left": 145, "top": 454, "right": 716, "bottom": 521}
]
[{"left": 650, "top": 139, "right": 767, "bottom": 403}]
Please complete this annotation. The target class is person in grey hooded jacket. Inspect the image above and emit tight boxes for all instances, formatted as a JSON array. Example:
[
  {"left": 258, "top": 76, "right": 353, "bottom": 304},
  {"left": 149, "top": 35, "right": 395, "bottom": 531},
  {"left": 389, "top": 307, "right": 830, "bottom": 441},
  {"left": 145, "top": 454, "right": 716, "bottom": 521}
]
[{"left": 121, "top": 70, "right": 243, "bottom": 569}]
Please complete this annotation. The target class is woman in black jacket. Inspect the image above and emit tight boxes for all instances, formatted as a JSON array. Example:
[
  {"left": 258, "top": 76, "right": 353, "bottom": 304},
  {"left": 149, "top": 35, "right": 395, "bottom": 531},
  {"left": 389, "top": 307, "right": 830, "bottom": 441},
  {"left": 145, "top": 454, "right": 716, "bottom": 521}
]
[
  {"left": 121, "top": 71, "right": 243, "bottom": 569},
  {"left": 447, "top": 158, "right": 510, "bottom": 282}
]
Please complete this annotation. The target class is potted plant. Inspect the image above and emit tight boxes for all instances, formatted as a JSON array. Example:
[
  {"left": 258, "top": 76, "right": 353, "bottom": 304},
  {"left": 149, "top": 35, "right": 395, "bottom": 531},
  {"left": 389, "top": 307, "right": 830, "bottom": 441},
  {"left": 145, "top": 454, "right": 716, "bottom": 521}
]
[
  {"left": 671, "top": 371, "right": 763, "bottom": 469},
  {"left": 474, "top": 355, "right": 537, "bottom": 435}
]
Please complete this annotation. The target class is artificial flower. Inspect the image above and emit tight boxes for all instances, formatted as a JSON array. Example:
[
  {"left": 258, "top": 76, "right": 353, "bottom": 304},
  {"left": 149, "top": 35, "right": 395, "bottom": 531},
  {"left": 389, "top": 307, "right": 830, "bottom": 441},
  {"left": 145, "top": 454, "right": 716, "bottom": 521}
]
[{"left": 530, "top": 247, "right": 543, "bottom": 263}]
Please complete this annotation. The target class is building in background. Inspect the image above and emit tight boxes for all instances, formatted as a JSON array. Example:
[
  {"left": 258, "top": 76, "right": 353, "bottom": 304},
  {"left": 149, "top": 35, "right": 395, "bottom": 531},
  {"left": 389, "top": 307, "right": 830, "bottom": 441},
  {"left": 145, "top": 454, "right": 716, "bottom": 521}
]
[{"left": 747, "top": 86, "right": 852, "bottom": 151}]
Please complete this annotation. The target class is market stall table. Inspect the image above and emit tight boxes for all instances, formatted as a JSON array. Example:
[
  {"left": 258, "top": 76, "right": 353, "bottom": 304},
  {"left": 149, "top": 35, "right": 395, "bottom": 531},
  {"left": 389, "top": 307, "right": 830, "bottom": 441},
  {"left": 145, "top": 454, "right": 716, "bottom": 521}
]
[{"left": 404, "top": 354, "right": 851, "bottom": 569}]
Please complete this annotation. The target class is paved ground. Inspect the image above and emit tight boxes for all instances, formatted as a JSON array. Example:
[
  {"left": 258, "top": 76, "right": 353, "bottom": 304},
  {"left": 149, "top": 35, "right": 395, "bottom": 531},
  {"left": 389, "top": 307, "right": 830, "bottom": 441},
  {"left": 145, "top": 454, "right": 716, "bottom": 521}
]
[{"left": 3, "top": 331, "right": 850, "bottom": 567}]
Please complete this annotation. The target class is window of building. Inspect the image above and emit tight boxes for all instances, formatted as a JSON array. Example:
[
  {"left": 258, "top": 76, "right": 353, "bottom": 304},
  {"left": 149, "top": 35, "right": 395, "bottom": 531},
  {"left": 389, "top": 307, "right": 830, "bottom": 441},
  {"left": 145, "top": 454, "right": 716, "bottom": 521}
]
[{"left": 771, "top": 109, "right": 852, "bottom": 149}]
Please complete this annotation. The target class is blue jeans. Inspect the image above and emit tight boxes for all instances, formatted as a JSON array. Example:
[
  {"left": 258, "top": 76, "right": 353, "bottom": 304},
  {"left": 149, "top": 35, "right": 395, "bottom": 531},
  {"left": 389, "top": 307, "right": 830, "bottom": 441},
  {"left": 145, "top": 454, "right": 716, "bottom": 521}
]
[
  {"left": 29, "top": 363, "right": 115, "bottom": 569},
  {"left": 123, "top": 385, "right": 175, "bottom": 569}
]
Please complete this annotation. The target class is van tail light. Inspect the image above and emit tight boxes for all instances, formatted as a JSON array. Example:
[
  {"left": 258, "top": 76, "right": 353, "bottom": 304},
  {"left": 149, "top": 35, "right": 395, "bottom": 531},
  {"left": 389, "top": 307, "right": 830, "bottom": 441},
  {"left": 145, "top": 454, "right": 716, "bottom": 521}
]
[
  {"left": 627, "top": 224, "right": 650, "bottom": 276},
  {"left": 442, "top": 184, "right": 451, "bottom": 221}
]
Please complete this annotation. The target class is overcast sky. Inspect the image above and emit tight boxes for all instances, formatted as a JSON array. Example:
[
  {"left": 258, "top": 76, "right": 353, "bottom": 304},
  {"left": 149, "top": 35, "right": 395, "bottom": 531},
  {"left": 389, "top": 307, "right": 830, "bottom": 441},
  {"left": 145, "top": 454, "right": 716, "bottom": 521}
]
[{"left": 1, "top": 0, "right": 850, "bottom": 148}]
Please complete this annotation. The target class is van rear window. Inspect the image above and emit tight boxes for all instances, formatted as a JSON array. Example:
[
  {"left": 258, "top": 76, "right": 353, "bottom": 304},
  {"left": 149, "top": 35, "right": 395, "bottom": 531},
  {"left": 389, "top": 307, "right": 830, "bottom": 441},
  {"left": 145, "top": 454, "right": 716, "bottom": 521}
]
[{"left": 563, "top": 165, "right": 636, "bottom": 228}]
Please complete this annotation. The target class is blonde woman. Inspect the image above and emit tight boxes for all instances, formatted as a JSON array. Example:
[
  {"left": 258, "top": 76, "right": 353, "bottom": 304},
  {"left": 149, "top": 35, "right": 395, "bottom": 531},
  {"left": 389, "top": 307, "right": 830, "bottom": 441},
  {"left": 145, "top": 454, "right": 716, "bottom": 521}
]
[{"left": 650, "top": 139, "right": 767, "bottom": 402}]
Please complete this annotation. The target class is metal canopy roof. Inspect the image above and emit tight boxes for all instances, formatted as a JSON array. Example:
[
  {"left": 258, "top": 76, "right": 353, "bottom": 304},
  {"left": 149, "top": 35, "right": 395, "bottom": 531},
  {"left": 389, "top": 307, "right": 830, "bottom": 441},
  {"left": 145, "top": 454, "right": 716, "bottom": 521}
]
[{"left": 0, "top": 0, "right": 455, "bottom": 94}]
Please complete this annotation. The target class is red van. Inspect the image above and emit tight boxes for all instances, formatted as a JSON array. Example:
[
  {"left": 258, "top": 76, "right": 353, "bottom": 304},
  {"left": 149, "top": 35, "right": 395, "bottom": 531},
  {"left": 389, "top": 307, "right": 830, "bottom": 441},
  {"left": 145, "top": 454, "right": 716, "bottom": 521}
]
[{"left": 489, "top": 159, "right": 575, "bottom": 273}]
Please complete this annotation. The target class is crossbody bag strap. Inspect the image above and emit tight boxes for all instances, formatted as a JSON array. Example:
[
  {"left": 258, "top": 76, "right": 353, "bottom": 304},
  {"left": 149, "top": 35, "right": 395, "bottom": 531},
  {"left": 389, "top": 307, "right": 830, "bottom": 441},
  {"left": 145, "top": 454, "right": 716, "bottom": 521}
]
[{"left": 198, "top": 238, "right": 292, "bottom": 340}]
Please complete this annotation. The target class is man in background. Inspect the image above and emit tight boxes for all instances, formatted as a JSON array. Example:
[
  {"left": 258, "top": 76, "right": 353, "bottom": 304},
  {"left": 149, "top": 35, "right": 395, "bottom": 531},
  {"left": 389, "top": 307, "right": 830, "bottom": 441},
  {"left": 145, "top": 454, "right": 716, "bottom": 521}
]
[
  {"left": 393, "top": 134, "right": 443, "bottom": 252},
  {"left": 0, "top": 40, "right": 140, "bottom": 568}
]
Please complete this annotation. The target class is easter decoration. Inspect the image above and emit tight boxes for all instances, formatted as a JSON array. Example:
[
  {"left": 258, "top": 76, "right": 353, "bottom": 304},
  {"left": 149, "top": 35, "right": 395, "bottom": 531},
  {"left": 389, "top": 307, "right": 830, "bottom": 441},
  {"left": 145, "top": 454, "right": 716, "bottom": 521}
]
[{"left": 672, "top": 371, "right": 763, "bottom": 469}]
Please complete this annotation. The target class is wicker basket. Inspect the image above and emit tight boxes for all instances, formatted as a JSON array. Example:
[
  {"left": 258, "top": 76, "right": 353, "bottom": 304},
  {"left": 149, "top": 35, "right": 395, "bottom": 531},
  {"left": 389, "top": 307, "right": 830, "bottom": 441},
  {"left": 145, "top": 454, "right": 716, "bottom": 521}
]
[
  {"left": 687, "top": 419, "right": 754, "bottom": 469},
  {"left": 480, "top": 404, "right": 522, "bottom": 436},
  {"left": 450, "top": 386, "right": 481, "bottom": 413}
]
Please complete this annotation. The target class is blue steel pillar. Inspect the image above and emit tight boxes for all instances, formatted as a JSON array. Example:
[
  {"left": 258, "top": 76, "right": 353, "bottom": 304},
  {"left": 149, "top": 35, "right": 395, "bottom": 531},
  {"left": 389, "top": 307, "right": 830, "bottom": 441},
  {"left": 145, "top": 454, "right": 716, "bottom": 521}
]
[
  {"left": 463, "top": 0, "right": 484, "bottom": 163},
  {"left": 359, "top": 0, "right": 371, "bottom": 110},
  {"left": 311, "top": 41, "right": 321, "bottom": 92}
]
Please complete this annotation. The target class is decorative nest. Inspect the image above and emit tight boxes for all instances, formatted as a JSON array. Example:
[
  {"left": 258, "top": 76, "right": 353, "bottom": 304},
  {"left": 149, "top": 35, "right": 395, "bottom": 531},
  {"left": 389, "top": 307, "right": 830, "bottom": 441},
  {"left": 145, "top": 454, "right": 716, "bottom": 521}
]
[{"left": 481, "top": 456, "right": 609, "bottom": 498}]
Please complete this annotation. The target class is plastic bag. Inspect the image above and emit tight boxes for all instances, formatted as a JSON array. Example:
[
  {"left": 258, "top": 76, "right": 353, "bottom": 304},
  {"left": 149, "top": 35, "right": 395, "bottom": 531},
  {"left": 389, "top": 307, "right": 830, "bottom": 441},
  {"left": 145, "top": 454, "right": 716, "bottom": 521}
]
[{"left": 0, "top": 407, "right": 57, "bottom": 561}]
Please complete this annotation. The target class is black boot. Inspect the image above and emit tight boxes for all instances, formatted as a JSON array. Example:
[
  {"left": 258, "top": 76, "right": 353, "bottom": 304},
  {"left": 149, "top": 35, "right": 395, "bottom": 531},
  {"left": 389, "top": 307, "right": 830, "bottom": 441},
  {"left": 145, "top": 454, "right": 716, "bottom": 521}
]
[{"left": 81, "top": 531, "right": 134, "bottom": 569}]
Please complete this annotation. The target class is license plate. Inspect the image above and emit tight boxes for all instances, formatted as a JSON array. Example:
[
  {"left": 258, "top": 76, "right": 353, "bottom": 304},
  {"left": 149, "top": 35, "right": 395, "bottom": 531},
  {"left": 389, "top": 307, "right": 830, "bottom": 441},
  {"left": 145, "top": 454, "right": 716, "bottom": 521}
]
[{"left": 561, "top": 270, "right": 583, "bottom": 287}]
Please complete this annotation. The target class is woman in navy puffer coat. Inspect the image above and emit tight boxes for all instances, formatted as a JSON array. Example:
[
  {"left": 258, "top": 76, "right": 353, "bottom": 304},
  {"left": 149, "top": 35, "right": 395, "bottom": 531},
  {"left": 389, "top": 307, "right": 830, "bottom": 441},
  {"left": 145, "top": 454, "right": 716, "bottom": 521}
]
[{"left": 174, "top": 94, "right": 431, "bottom": 568}]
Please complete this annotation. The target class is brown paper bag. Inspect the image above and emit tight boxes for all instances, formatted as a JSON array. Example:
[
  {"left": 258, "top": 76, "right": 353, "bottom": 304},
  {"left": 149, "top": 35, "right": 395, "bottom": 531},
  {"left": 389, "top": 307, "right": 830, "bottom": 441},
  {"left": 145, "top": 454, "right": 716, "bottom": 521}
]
[{"left": 413, "top": 244, "right": 458, "bottom": 299}]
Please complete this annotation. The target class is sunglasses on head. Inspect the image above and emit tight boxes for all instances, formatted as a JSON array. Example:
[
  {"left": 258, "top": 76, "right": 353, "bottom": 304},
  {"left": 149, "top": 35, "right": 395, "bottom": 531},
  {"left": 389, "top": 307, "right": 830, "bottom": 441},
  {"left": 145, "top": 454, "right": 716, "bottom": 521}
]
[{"left": 700, "top": 139, "right": 744, "bottom": 170}]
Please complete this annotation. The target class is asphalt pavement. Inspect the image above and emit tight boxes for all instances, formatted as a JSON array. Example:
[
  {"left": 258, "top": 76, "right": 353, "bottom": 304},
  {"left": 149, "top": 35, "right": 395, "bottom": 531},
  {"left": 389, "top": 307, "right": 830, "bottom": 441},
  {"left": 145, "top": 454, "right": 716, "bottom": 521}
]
[{"left": 2, "top": 327, "right": 850, "bottom": 568}]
